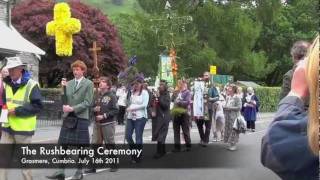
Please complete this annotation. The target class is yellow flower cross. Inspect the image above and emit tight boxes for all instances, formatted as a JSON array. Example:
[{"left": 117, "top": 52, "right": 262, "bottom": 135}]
[{"left": 46, "top": 3, "right": 81, "bottom": 56}]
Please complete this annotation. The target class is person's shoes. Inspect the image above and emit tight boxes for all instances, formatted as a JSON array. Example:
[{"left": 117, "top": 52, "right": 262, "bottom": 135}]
[
  {"left": 228, "top": 145, "right": 237, "bottom": 151},
  {"left": 84, "top": 168, "right": 96, "bottom": 174},
  {"left": 172, "top": 148, "right": 181, "bottom": 153},
  {"left": 251, "top": 129, "right": 255, "bottom": 132},
  {"left": 211, "top": 137, "right": 217, "bottom": 142},
  {"left": 70, "top": 171, "right": 83, "bottom": 180},
  {"left": 46, "top": 172, "right": 65, "bottom": 179},
  {"left": 198, "top": 140, "right": 204, "bottom": 146},
  {"left": 185, "top": 147, "right": 191, "bottom": 152},
  {"left": 201, "top": 142, "right": 208, "bottom": 147}
]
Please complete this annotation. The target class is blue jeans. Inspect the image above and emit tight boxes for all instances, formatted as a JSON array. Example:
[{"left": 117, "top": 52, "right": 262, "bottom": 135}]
[{"left": 126, "top": 118, "right": 147, "bottom": 145}]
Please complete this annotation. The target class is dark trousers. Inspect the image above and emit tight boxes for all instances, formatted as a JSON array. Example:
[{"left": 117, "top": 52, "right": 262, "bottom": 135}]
[
  {"left": 173, "top": 113, "right": 191, "bottom": 150},
  {"left": 247, "top": 121, "right": 255, "bottom": 129},
  {"left": 117, "top": 106, "right": 126, "bottom": 124},
  {"left": 196, "top": 119, "right": 212, "bottom": 143}
]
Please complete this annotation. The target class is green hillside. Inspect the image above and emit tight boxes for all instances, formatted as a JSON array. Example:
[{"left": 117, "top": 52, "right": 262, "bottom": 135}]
[{"left": 84, "top": 0, "right": 141, "bottom": 17}]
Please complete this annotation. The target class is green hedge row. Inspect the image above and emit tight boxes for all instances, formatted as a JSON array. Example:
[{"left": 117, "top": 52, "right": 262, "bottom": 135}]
[{"left": 254, "top": 87, "right": 281, "bottom": 112}]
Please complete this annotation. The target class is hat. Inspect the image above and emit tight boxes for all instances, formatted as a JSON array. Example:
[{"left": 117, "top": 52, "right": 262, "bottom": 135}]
[
  {"left": 4, "top": 57, "right": 26, "bottom": 69},
  {"left": 4, "top": 56, "right": 26, "bottom": 69},
  {"left": 132, "top": 73, "right": 145, "bottom": 84}
]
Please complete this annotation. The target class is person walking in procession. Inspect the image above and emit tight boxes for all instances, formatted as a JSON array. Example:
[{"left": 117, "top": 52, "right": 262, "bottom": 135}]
[
  {"left": 223, "top": 84, "right": 242, "bottom": 151},
  {"left": 116, "top": 83, "right": 127, "bottom": 125},
  {"left": 47, "top": 60, "right": 94, "bottom": 180},
  {"left": 0, "top": 57, "right": 43, "bottom": 180},
  {"left": 125, "top": 77, "right": 149, "bottom": 163},
  {"left": 212, "top": 96, "right": 225, "bottom": 142},
  {"left": 85, "top": 76, "right": 118, "bottom": 174},
  {"left": 242, "top": 87, "right": 260, "bottom": 132},
  {"left": 151, "top": 80, "right": 171, "bottom": 159},
  {"left": 193, "top": 77, "right": 211, "bottom": 147},
  {"left": 207, "top": 82, "right": 220, "bottom": 142},
  {"left": 172, "top": 80, "right": 192, "bottom": 152}
]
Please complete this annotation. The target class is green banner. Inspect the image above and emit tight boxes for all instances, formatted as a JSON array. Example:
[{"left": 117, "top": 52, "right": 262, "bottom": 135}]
[{"left": 159, "top": 55, "right": 174, "bottom": 86}]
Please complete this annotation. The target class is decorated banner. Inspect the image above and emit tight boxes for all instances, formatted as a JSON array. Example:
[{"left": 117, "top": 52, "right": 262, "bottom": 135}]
[
  {"left": 159, "top": 55, "right": 174, "bottom": 86},
  {"left": 193, "top": 80, "right": 205, "bottom": 117}
]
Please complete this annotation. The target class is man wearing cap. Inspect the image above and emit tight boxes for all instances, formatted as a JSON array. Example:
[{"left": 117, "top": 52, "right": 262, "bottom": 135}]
[{"left": 0, "top": 56, "right": 43, "bottom": 180}]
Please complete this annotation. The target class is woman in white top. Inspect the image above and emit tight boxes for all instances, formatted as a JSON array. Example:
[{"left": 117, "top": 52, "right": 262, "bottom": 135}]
[
  {"left": 116, "top": 84, "right": 127, "bottom": 125},
  {"left": 125, "top": 78, "right": 149, "bottom": 163}
]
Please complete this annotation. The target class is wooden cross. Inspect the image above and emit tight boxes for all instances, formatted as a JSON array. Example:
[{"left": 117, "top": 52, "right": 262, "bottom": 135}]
[
  {"left": 89, "top": 41, "right": 101, "bottom": 78},
  {"left": 89, "top": 41, "right": 101, "bottom": 87},
  {"left": 89, "top": 41, "right": 103, "bottom": 143}
]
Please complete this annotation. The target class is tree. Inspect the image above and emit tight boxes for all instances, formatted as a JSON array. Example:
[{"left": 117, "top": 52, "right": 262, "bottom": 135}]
[
  {"left": 112, "top": 0, "right": 124, "bottom": 6},
  {"left": 113, "top": 8, "right": 198, "bottom": 79},
  {"left": 253, "top": 0, "right": 317, "bottom": 84},
  {"left": 114, "top": 0, "right": 317, "bottom": 85},
  {"left": 12, "top": 0, "right": 127, "bottom": 87}
]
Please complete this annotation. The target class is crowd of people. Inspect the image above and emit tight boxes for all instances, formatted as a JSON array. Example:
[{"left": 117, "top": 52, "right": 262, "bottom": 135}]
[
  {"left": 0, "top": 57, "right": 261, "bottom": 180},
  {"left": 0, "top": 34, "right": 318, "bottom": 180}
]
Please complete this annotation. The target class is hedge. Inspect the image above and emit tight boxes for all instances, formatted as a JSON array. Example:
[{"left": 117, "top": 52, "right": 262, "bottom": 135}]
[{"left": 254, "top": 87, "right": 281, "bottom": 112}]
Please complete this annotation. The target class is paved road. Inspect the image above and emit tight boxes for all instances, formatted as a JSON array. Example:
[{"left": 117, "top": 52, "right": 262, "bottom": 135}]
[{"left": 7, "top": 113, "right": 280, "bottom": 180}]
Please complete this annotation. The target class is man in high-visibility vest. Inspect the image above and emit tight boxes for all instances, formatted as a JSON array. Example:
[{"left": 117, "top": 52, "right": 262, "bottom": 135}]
[{"left": 0, "top": 56, "right": 43, "bottom": 180}]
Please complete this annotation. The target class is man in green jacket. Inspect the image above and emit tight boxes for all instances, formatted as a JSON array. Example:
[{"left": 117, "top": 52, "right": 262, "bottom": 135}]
[{"left": 47, "top": 60, "right": 94, "bottom": 180}]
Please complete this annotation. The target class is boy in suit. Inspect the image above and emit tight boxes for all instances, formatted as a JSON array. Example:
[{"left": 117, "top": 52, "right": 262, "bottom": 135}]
[{"left": 47, "top": 60, "right": 94, "bottom": 180}]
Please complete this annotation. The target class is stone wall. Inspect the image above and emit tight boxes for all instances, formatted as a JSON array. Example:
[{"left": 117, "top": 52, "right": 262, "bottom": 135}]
[
  {"left": 18, "top": 53, "right": 40, "bottom": 82},
  {"left": 0, "top": 1, "right": 7, "bottom": 23}
]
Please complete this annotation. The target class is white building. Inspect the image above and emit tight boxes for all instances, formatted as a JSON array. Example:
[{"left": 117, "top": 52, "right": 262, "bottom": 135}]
[{"left": 0, "top": 0, "right": 45, "bottom": 81}]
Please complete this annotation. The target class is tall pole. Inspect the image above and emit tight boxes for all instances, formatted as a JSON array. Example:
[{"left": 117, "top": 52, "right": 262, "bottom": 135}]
[{"left": 151, "top": 1, "right": 192, "bottom": 87}]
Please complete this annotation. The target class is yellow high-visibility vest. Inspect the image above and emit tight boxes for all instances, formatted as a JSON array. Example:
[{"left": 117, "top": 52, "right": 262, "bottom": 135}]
[{"left": 2, "top": 79, "right": 38, "bottom": 133}]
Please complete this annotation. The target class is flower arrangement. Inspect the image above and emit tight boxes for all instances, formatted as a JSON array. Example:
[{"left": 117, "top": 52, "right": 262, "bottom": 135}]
[
  {"left": 46, "top": 2, "right": 81, "bottom": 56},
  {"left": 170, "top": 106, "right": 187, "bottom": 117}
]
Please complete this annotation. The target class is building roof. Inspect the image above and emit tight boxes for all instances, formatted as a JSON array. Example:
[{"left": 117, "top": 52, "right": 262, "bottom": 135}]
[
  {"left": 0, "top": 21, "right": 45, "bottom": 55},
  {"left": 236, "top": 81, "right": 261, "bottom": 88}
]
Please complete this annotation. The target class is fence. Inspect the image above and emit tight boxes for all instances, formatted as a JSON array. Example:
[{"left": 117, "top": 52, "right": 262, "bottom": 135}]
[{"left": 37, "top": 89, "right": 63, "bottom": 128}]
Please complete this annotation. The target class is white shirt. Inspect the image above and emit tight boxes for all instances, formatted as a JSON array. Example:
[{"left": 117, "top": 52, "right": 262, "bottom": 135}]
[
  {"left": 116, "top": 87, "right": 127, "bottom": 107},
  {"left": 127, "top": 90, "right": 149, "bottom": 120},
  {"left": 12, "top": 77, "right": 22, "bottom": 85},
  {"left": 74, "top": 76, "right": 84, "bottom": 89}
]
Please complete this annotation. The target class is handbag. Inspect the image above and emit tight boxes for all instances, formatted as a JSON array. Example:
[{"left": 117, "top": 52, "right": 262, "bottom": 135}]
[
  {"left": 62, "top": 113, "right": 78, "bottom": 129},
  {"left": 233, "top": 115, "right": 247, "bottom": 133}
]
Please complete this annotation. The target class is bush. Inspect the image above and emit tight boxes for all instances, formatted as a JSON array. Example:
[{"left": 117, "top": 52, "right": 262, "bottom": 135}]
[{"left": 254, "top": 87, "right": 281, "bottom": 112}]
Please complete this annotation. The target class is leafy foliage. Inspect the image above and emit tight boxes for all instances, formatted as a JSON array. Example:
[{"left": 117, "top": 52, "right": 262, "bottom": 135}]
[
  {"left": 255, "top": 87, "right": 281, "bottom": 112},
  {"left": 12, "top": 0, "right": 127, "bottom": 87},
  {"left": 126, "top": 0, "right": 317, "bottom": 85}
]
